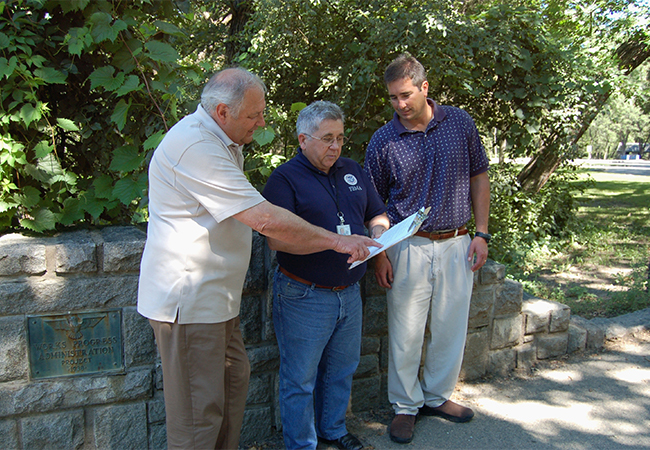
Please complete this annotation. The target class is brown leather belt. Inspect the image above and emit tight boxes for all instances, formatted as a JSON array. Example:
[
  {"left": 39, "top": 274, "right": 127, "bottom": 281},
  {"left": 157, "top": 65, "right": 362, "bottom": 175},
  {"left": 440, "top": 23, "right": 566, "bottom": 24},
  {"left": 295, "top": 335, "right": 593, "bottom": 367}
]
[
  {"left": 279, "top": 266, "right": 349, "bottom": 291},
  {"left": 414, "top": 226, "right": 468, "bottom": 241}
]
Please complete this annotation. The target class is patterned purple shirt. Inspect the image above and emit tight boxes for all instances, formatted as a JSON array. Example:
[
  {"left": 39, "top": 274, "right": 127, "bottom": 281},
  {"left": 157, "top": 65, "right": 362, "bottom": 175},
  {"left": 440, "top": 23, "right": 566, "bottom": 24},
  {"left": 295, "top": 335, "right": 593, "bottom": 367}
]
[{"left": 364, "top": 100, "right": 489, "bottom": 232}]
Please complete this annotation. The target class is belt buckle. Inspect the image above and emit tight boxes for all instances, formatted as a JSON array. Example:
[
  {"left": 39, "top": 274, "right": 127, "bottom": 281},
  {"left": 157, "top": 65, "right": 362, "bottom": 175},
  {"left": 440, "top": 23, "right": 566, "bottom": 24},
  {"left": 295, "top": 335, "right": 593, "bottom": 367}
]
[{"left": 332, "top": 285, "right": 346, "bottom": 291}]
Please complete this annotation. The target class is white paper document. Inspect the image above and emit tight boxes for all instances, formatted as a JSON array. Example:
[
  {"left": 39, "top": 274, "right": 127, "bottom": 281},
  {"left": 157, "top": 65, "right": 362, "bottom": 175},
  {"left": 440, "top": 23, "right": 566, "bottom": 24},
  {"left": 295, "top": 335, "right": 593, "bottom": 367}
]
[{"left": 349, "top": 207, "right": 430, "bottom": 269}]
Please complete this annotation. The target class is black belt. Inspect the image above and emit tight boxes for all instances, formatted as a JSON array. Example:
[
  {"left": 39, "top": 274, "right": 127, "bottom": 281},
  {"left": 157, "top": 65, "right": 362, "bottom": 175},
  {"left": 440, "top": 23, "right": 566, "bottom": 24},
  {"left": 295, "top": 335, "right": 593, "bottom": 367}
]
[
  {"left": 279, "top": 266, "right": 349, "bottom": 291},
  {"left": 414, "top": 226, "right": 468, "bottom": 241}
]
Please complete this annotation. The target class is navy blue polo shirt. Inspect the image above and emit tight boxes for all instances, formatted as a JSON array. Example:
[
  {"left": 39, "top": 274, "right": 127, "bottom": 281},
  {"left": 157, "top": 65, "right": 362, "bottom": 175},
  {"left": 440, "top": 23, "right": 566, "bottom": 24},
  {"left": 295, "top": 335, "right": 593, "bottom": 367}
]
[
  {"left": 364, "top": 99, "right": 489, "bottom": 232},
  {"left": 263, "top": 151, "right": 386, "bottom": 286}
]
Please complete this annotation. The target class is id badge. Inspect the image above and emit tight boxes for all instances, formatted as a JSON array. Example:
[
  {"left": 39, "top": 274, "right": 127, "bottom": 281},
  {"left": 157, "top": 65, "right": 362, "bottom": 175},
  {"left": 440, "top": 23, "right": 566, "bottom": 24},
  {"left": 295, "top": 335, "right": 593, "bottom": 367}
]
[{"left": 336, "top": 224, "right": 351, "bottom": 235}]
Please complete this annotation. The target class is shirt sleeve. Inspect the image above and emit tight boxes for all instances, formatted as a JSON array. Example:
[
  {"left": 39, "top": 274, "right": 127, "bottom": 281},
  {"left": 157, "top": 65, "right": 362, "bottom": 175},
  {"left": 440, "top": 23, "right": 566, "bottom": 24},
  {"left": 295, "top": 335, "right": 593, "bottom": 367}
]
[{"left": 170, "top": 140, "right": 264, "bottom": 223}]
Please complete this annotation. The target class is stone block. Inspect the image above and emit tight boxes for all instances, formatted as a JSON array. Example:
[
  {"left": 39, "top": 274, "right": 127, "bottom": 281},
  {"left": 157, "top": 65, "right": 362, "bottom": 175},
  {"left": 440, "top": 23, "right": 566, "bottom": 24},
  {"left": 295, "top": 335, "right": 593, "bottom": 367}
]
[
  {"left": 247, "top": 344, "right": 280, "bottom": 373},
  {"left": 568, "top": 322, "right": 587, "bottom": 353},
  {"left": 55, "top": 230, "right": 97, "bottom": 273},
  {"left": 570, "top": 316, "right": 605, "bottom": 350},
  {"left": 537, "top": 333, "right": 569, "bottom": 359},
  {"left": 460, "top": 329, "right": 488, "bottom": 381},
  {"left": 94, "top": 402, "right": 148, "bottom": 450},
  {"left": 241, "top": 406, "right": 274, "bottom": 445},
  {"left": 0, "top": 315, "right": 28, "bottom": 382},
  {"left": 468, "top": 287, "right": 493, "bottom": 329},
  {"left": 0, "top": 276, "right": 139, "bottom": 316},
  {"left": 101, "top": 226, "right": 146, "bottom": 273},
  {"left": 0, "top": 368, "right": 153, "bottom": 417},
  {"left": 0, "top": 233, "right": 47, "bottom": 275},
  {"left": 361, "top": 336, "right": 380, "bottom": 355},
  {"left": 247, "top": 372, "right": 273, "bottom": 405},
  {"left": 149, "top": 422, "right": 167, "bottom": 450},
  {"left": 379, "top": 336, "right": 389, "bottom": 370},
  {"left": 243, "top": 232, "right": 268, "bottom": 295},
  {"left": 478, "top": 260, "right": 505, "bottom": 285},
  {"left": 21, "top": 409, "right": 85, "bottom": 449},
  {"left": 491, "top": 314, "right": 523, "bottom": 350},
  {"left": 240, "top": 294, "right": 262, "bottom": 344},
  {"left": 488, "top": 347, "right": 516, "bottom": 377},
  {"left": 549, "top": 304, "right": 571, "bottom": 332},
  {"left": 522, "top": 298, "right": 551, "bottom": 334},
  {"left": 124, "top": 307, "right": 156, "bottom": 368},
  {"left": 351, "top": 375, "right": 381, "bottom": 412},
  {"left": 148, "top": 396, "right": 166, "bottom": 424},
  {"left": 363, "top": 296, "right": 387, "bottom": 335},
  {"left": 0, "top": 419, "right": 19, "bottom": 449},
  {"left": 494, "top": 279, "right": 523, "bottom": 316},
  {"left": 354, "top": 354, "right": 379, "bottom": 379},
  {"left": 516, "top": 343, "right": 537, "bottom": 372}
]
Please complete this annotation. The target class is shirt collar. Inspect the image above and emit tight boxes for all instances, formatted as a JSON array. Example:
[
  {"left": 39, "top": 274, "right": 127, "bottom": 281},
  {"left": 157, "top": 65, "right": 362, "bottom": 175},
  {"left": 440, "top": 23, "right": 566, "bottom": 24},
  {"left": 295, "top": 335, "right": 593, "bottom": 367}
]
[
  {"left": 391, "top": 99, "right": 446, "bottom": 135},
  {"left": 296, "top": 149, "right": 343, "bottom": 175},
  {"left": 195, "top": 104, "right": 243, "bottom": 152}
]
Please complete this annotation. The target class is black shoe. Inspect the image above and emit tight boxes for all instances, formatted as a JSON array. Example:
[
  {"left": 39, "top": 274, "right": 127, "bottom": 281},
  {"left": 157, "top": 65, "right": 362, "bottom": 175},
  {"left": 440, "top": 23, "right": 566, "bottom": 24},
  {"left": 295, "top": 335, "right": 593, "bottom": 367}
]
[{"left": 319, "top": 432, "right": 364, "bottom": 450}]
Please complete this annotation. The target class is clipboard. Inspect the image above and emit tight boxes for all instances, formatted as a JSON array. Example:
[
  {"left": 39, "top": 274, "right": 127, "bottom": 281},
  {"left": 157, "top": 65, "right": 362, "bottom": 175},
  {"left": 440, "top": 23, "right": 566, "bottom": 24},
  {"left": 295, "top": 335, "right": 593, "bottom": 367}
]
[{"left": 349, "top": 207, "right": 430, "bottom": 269}]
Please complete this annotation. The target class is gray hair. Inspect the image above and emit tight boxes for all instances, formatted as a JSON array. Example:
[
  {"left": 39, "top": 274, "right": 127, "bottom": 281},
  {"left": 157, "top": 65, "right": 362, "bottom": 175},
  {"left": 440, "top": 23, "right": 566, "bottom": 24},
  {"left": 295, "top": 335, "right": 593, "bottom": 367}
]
[
  {"left": 384, "top": 53, "right": 427, "bottom": 88},
  {"left": 296, "top": 101, "right": 345, "bottom": 136},
  {"left": 201, "top": 67, "right": 267, "bottom": 117}
]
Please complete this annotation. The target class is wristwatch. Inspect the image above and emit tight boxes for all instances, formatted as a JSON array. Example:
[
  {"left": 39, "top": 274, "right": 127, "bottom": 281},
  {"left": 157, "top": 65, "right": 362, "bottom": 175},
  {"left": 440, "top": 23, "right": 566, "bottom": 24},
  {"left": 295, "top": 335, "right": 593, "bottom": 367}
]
[{"left": 474, "top": 231, "right": 491, "bottom": 244}]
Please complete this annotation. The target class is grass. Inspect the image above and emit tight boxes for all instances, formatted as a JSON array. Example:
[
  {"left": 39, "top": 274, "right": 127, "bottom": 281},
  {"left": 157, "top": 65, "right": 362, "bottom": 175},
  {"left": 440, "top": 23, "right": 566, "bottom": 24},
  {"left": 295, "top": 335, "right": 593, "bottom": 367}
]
[{"left": 507, "top": 170, "right": 650, "bottom": 319}]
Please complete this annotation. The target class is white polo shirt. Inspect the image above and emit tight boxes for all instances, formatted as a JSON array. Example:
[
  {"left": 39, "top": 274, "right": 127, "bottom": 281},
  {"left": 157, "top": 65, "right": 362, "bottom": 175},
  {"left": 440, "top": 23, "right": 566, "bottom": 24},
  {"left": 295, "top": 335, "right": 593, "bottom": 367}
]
[{"left": 137, "top": 105, "right": 264, "bottom": 324}]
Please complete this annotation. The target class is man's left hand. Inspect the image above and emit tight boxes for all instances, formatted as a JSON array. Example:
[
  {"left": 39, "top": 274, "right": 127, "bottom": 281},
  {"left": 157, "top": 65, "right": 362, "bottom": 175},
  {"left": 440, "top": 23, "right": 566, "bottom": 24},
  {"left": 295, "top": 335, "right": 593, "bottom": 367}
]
[{"left": 468, "top": 237, "right": 488, "bottom": 272}]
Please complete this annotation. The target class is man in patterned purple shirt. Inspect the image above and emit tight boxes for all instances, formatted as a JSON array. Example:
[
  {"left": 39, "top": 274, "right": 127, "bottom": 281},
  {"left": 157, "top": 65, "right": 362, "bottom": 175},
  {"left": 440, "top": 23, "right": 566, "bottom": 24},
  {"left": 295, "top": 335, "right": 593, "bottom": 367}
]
[{"left": 364, "top": 54, "right": 491, "bottom": 444}]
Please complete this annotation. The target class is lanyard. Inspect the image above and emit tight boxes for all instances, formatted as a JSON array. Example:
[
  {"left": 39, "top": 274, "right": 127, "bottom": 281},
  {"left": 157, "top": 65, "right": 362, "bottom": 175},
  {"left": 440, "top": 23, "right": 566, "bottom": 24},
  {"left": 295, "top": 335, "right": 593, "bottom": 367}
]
[{"left": 313, "top": 170, "right": 349, "bottom": 233}]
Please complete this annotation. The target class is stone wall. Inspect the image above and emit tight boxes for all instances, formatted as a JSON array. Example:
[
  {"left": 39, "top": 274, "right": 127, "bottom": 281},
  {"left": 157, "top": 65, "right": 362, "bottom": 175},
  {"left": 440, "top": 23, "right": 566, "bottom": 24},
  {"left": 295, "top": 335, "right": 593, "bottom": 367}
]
[{"left": 0, "top": 228, "right": 598, "bottom": 449}]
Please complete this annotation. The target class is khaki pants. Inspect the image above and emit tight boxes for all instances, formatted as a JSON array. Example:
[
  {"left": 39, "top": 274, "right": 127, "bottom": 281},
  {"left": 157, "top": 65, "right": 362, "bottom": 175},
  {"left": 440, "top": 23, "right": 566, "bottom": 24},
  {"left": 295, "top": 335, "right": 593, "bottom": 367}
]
[
  {"left": 386, "top": 234, "right": 473, "bottom": 415},
  {"left": 150, "top": 317, "right": 250, "bottom": 450}
]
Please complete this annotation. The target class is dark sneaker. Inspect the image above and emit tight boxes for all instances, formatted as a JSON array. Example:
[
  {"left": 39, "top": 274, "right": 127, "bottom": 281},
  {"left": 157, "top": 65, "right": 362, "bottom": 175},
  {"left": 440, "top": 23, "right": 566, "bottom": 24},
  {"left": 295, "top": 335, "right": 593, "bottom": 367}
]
[
  {"left": 420, "top": 400, "right": 474, "bottom": 423},
  {"left": 389, "top": 414, "right": 417, "bottom": 444},
  {"left": 318, "top": 432, "right": 364, "bottom": 450}
]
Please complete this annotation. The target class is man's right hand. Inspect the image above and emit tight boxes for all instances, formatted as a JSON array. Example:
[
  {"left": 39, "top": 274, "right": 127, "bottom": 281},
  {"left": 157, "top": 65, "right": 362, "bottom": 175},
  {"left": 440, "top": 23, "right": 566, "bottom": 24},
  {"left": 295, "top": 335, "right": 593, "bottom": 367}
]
[
  {"left": 374, "top": 252, "right": 393, "bottom": 289},
  {"left": 333, "top": 234, "right": 381, "bottom": 264}
]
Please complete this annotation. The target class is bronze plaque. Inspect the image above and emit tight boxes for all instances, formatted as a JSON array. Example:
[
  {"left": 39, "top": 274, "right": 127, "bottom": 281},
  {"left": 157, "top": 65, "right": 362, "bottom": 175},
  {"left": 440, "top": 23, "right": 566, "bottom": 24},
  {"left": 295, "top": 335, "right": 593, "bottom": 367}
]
[{"left": 27, "top": 310, "right": 124, "bottom": 379}]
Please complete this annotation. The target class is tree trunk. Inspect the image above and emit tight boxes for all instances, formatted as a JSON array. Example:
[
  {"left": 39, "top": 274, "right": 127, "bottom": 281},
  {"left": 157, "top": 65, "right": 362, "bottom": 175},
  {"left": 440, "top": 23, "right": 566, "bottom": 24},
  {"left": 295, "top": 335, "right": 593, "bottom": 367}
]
[{"left": 516, "top": 38, "right": 650, "bottom": 192}]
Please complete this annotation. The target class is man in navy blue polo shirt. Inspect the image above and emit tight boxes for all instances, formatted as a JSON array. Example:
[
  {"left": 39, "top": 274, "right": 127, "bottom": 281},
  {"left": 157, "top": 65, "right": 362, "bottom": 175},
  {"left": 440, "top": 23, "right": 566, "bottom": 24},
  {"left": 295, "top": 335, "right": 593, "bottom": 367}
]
[
  {"left": 364, "top": 54, "right": 491, "bottom": 444},
  {"left": 263, "top": 101, "right": 390, "bottom": 450}
]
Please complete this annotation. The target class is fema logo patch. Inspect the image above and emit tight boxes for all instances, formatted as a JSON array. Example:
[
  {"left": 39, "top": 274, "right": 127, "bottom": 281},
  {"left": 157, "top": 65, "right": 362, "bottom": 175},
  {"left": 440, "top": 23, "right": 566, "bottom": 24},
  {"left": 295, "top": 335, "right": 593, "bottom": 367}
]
[{"left": 344, "top": 174, "right": 358, "bottom": 185}]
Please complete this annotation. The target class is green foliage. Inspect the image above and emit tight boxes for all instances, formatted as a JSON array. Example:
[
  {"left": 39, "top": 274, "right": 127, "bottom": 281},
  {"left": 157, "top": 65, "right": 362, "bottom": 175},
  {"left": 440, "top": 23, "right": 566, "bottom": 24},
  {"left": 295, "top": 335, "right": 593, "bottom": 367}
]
[
  {"left": 487, "top": 162, "right": 593, "bottom": 265},
  {"left": 0, "top": 0, "right": 204, "bottom": 232}
]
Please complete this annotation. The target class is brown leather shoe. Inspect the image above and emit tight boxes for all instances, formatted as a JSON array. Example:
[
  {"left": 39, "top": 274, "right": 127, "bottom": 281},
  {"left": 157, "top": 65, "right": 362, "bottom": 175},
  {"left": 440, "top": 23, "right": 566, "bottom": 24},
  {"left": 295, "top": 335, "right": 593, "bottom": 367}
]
[
  {"left": 389, "top": 414, "right": 417, "bottom": 444},
  {"left": 419, "top": 400, "right": 474, "bottom": 423}
]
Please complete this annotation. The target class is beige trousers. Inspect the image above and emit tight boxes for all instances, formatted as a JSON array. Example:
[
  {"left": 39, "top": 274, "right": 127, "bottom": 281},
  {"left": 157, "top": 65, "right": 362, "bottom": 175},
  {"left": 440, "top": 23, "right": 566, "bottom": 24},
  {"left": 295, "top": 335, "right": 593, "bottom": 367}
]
[
  {"left": 149, "top": 317, "right": 250, "bottom": 450},
  {"left": 386, "top": 234, "right": 473, "bottom": 415}
]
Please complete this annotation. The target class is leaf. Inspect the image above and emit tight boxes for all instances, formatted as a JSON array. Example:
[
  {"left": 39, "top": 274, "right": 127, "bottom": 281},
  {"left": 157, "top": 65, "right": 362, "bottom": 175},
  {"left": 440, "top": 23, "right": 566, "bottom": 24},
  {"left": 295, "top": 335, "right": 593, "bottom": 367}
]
[
  {"left": 89, "top": 13, "right": 127, "bottom": 43},
  {"left": 110, "top": 99, "right": 131, "bottom": 131},
  {"left": 0, "top": 32, "right": 9, "bottom": 49},
  {"left": 113, "top": 175, "right": 146, "bottom": 205},
  {"left": 88, "top": 66, "right": 125, "bottom": 91},
  {"left": 20, "top": 207, "right": 57, "bottom": 232},
  {"left": 110, "top": 145, "right": 144, "bottom": 172},
  {"left": 19, "top": 103, "right": 41, "bottom": 127},
  {"left": 153, "top": 20, "right": 184, "bottom": 37},
  {"left": 291, "top": 102, "right": 307, "bottom": 112},
  {"left": 144, "top": 40, "right": 180, "bottom": 62},
  {"left": 33, "top": 141, "right": 54, "bottom": 158},
  {"left": 0, "top": 56, "right": 17, "bottom": 79},
  {"left": 56, "top": 118, "right": 80, "bottom": 131},
  {"left": 143, "top": 130, "right": 165, "bottom": 151},
  {"left": 34, "top": 67, "right": 67, "bottom": 84},
  {"left": 253, "top": 126, "right": 275, "bottom": 147},
  {"left": 93, "top": 174, "right": 114, "bottom": 199},
  {"left": 115, "top": 75, "right": 141, "bottom": 96},
  {"left": 65, "top": 27, "right": 93, "bottom": 55},
  {"left": 14, "top": 186, "right": 41, "bottom": 208},
  {"left": 59, "top": 197, "right": 85, "bottom": 226}
]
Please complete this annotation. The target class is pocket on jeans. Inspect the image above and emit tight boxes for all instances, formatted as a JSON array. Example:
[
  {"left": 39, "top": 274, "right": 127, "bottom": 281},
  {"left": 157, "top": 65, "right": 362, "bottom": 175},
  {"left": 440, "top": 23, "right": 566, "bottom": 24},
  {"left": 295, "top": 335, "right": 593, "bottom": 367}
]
[{"left": 278, "top": 280, "right": 310, "bottom": 300}]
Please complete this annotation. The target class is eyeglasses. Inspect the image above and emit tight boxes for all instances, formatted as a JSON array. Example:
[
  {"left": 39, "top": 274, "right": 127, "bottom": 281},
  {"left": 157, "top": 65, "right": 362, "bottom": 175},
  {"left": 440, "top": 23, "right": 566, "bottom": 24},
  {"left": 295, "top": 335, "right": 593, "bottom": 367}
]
[{"left": 304, "top": 133, "right": 349, "bottom": 146}]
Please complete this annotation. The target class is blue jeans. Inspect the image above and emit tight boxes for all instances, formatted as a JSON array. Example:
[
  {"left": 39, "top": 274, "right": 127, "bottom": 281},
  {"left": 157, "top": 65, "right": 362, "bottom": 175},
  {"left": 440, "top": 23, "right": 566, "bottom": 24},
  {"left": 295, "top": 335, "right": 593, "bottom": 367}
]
[{"left": 273, "top": 269, "right": 362, "bottom": 450}]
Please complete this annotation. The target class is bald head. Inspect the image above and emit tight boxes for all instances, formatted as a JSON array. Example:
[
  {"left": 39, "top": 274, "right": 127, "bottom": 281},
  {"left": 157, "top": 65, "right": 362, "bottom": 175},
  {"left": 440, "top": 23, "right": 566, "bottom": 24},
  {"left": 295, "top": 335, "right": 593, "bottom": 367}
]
[{"left": 201, "top": 67, "right": 267, "bottom": 118}]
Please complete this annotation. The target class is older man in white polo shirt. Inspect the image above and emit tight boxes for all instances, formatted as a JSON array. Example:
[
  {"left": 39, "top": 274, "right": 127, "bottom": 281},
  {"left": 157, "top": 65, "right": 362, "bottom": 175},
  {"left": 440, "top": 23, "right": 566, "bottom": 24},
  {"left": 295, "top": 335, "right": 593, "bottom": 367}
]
[{"left": 138, "top": 68, "right": 379, "bottom": 450}]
